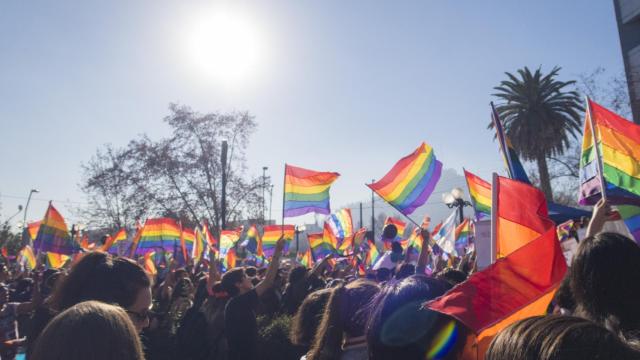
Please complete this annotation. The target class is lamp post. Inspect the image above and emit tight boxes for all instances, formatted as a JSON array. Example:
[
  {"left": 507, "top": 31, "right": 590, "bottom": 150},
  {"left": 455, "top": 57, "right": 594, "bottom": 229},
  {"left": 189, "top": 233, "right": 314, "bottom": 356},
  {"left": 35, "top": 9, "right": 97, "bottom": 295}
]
[
  {"left": 22, "top": 189, "right": 39, "bottom": 230},
  {"left": 262, "top": 166, "right": 268, "bottom": 223},
  {"left": 442, "top": 187, "right": 471, "bottom": 224},
  {"left": 295, "top": 225, "right": 306, "bottom": 254}
]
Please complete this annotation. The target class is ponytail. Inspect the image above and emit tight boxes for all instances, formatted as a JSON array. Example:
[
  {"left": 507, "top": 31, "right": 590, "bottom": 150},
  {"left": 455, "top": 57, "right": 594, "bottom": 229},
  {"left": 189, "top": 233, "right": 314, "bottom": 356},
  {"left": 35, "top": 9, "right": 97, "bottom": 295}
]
[{"left": 306, "top": 284, "right": 347, "bottom": 360}]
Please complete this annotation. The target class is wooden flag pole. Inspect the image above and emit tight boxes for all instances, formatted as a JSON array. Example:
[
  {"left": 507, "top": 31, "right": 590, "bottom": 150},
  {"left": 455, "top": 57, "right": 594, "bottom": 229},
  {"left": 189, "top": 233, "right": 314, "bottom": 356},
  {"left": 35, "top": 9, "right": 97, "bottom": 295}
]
[{"left": 585, "top": 96, "right": 608, "bottom": 202}]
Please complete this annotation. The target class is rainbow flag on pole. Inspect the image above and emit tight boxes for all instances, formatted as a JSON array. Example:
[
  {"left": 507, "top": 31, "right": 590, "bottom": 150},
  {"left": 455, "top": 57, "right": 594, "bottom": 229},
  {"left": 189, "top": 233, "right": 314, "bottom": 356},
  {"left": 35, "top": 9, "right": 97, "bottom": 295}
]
[
  {"left": 464, "top": 169, "right": 492, "bottom": 220},
  {"left": 102, "top": 228, "right": 127, "bottom": 254},
  {"left": 135, "top": 218, "right": 181, "bottom": 255},
  {"left": 180, "top": 227, "right": 196, "bottom": 262},
  {"left": 34, "top": 203, "right": 78, "bottom": 255},
  {"left": 309, "top": 231, "right": 335, "bottom": 260},
  {"left": 261, "top": 225, "right": 294, "bottom": 258},
  {"left": 283, "top": 164, "right": 340, "bottom": 217},
  {"left": 298, "top": 248, "right": 314, "bottom": 268},
  {"left": 368, "top": 142, "right": 442, "bottom": 215},
  {"left": 18, "top": 245, "right": 36, "bottom": 270},
  {"left": 579, "top": 99, "right": 640, "bottom": 206}
]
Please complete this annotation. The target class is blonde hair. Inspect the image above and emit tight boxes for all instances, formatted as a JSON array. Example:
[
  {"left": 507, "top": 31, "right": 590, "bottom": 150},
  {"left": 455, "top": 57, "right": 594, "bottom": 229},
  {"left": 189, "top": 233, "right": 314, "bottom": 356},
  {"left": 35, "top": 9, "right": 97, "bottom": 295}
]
[{"left": 31, "top": 301, "right": 145, "bottom": 360}]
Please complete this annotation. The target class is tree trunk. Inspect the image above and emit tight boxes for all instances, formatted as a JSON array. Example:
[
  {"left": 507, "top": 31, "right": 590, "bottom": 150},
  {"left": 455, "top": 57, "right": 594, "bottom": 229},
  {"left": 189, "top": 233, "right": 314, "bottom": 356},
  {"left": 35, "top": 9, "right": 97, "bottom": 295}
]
[{"left": 536, "top": 154, "right": 554, "bottom": 201}]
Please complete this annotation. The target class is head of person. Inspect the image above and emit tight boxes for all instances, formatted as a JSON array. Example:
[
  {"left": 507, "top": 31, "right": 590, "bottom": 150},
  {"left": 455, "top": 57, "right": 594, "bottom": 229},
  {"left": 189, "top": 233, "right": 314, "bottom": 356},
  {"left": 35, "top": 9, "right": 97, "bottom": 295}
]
[
  {"left": 307, "top": 279, "right": 379, "bottom": 360},
  {"left": 551, "top": 275, "right": 575, "bottom": 315},
  {"left": 49, "top": 251, "right": 152, "bottom": 332},
  {"left": 288, "top": 265, "right": 308, "bottom": 284},
  {"left": 376, "top": 268, "right": 391, "bottom": 283},
  {"left": 172, "top": 277, "right": 193, "bottom": 301},
  {"left": 220, "top": 267, "right": 252, "bottom": 297},
  {"left": 289, "top": 288, "right": 332, "bottom": 347},
  {"left": 245, "top": 266, "right": 258, "bottom": 279},
  {"left": 486, "top": 315, "right": 640, "bottom": 360},
  {"left": 570, "top": 232, "right": 640, "bottom": 333},
  {"left": 395, "top": 264, "right": 416, "bottom": 280},
  {"left": 30, "top": 301, "right": 145, "bottom": 360},
  {"left": 367, "top": 275, "right": 453, "bottom": 360},
  {"left": 436, "top": 268, "right": 468, "bottom": 287}
]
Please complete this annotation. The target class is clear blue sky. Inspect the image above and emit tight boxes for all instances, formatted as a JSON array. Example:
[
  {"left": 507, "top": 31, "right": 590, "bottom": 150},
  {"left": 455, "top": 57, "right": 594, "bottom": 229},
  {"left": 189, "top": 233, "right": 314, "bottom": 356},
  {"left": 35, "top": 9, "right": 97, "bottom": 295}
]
[{"left": 0, "top": 0, "right": 625, "bottom": 227}]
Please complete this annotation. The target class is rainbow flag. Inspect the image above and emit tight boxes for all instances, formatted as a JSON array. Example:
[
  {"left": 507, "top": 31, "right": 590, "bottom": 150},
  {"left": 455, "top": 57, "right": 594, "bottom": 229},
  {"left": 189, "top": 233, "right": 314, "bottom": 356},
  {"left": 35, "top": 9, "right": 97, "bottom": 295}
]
[
  {"left": 283, "top": 164, "right": 340, "bottom": 217},
  {"left": 143, "top": 251, "right": 157, "bottom": 275},
  {"left": 193, "top": 227, "right": 207, "bottom": 261},
  {"left": 308, "top": 230, "right": 335, "bottom": 259},
  {"left": 464, "top": 169, "right": 492, "bottom": 220},
  {"left": 102, "top": 228, "right": 127, "bottom": 254},
  {"left": 261, "top": 225, "right": 294, "bottom": 258},
  {"left": 407, "top": 227, "right": 423, "bottom": 254},
  {"left": 34, "top": 203, "right": 78, "bottom": 255},
  {"left": 242, "top": 225, "right": 260, "bottom": 255},
  {"left": 368, "top": 142, "right": 442, "bottom": 215},
  {"left": 19, "top": 245, "right": 36, "bottom": 270},
  {"left": 134, "top": 218, "right": 181, "bottom": 255},
  {"left": 618, "top": 205, "right": 640, "bottom": 243},
  {"left": 327, "top": 209, "right": 354, "bottom": 239},
  {"left": 556, "top": 220, "right": 574, "bottom": 242},
  {"left": 180, "top": 227, "right": 196, "bottom": 262},
  {"left": 579, "top": 99, "right": 640, "bottom": 206},
  {"left": 46, "top": 252, "right": 70, "bottom": 269},
  {"left": 299, "top": 248, "right": 314, "bottom": 268},
  {"left": 223, "top": 248, "right": 237, "bottom": 270},
  {"left": 364, "top": 241, "right": 380, "bottom": 268},
  {"left": 384, "top": 217, "right": 406, "bottom": 238},
  {"left": 454, "top": 219, "right": 470, "bottom": 254},
  {"left": 220, "top": 228, "right": 242, "bottom": 253}
]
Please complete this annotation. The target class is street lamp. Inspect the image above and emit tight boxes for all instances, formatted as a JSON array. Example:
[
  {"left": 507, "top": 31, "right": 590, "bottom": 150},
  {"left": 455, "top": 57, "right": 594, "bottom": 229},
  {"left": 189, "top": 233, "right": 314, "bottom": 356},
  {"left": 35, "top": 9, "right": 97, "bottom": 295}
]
[
  {"left": 22, "top": 189, "right": 39, "bottom": 230},
  {"left": 442, "top": 187, "right": 471, "bottom": 224},
  {"left": 295, "top": 225, "right": 306, "bottom": 254}
]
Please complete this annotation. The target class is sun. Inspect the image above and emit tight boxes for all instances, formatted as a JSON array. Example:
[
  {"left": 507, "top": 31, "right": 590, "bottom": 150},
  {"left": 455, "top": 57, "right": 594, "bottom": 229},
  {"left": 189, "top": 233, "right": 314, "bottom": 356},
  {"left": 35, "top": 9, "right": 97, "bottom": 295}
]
[{"left": 186, "top": 9, "right": 265, "bottom": 86}]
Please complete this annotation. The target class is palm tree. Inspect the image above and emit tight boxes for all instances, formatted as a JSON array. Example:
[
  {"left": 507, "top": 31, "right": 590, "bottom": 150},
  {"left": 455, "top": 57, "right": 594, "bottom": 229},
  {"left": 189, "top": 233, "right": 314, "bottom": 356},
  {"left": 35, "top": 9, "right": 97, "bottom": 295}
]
[{"left": 491, "top": 66, "right": 583, "bottom": 201}]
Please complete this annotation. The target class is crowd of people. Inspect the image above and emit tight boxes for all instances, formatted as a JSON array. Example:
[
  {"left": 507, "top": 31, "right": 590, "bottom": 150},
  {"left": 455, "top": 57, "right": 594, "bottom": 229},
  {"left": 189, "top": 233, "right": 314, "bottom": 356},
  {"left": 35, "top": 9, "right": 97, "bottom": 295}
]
[{"left": 0, "top": 199, "right": 638, "bottom": 359}]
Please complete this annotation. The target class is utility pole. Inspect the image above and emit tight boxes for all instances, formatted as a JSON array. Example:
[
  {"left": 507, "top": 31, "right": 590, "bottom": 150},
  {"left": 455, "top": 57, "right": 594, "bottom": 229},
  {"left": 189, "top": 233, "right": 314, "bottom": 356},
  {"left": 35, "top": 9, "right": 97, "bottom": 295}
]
[
  {"left": 359, "top": 202, "right": 363, "bottom": 229},
  {"left": 262, "top": 167, "right": 268, "bottom": 223},
  {"left": 371, "top": 180, "right": 375, "bottom": 241},
  {"left": 221, "top": 141, "right": 228, "bottom": 230}
]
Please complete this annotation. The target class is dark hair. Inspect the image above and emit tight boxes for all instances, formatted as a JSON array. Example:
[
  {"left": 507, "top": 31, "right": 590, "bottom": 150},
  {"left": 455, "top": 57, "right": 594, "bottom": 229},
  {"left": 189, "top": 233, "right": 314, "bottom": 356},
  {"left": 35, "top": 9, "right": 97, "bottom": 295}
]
[
  {"left": 367, "top": 275, "right": 452, "bottom": 359},
  {"left": 289, "top": 288, "right": 332, "bottom": 347},
  {"left": 376, "top": 268, "right": 391, "bottom": 282},
  {"left": 288, "top": 265, "right": 308, "bottom": 284},
  {"left": 172, "top": 277, "right": 193, "bottom": 301},
  {"left": 245, "top": 266, "right": 258, "bottom": 278},
  {"left": 570, "top": 232, "right": 640, "bottom": 335},
  {"left": 31, "top": 301, "right": 145, "bottom": 360},
  {"left": 395, "top": 264, "right": 415, "bottom": 280},
  {"left": 49, "top": 252, "right": 151, "bottom": 311},
  {"left": 382, "top": 224, "right": 398, "bottom": 240},
  {"left": 552, "top": 275, "right": 575, "bottom": 313},
  {"left": 220, "top": 268, "right": 245, "bottom": 297},
  {"left": 307, "top": 280, "right": 379, "bottom": 360},
  {"left": 436, "top": 268, "right": 468, "bottom": 286},
  {"left": 486, "top": 315, "right": 640, "bottom": 360}
]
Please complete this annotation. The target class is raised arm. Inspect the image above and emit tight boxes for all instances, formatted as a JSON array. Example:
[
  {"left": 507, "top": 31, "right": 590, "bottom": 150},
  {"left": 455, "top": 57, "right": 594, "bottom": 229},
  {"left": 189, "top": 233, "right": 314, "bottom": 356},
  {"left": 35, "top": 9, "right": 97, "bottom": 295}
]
[
  {"left": 416, "top": 229, "right": 431, "bottom": 275},
  {"left": 255, "top": 235, "right": 285, "bottom": 297},
  {"left": 586, "top": 198, "right": 618, "bottom": 238}
]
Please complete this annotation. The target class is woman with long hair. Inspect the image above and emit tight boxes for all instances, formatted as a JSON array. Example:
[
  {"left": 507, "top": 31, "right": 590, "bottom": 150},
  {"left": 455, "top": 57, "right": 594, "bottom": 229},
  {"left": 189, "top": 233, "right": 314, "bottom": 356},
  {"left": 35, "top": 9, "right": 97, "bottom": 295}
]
[{"left": 30, "top": 301, "right": 145, "bottom": 360}]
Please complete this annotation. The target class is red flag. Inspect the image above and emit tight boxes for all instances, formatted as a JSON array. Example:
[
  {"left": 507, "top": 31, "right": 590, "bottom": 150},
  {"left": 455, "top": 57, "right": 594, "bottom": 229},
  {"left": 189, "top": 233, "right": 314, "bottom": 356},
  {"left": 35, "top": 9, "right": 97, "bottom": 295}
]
[{"left": 426, "top": 176, "right": 567, "bottom": 358}]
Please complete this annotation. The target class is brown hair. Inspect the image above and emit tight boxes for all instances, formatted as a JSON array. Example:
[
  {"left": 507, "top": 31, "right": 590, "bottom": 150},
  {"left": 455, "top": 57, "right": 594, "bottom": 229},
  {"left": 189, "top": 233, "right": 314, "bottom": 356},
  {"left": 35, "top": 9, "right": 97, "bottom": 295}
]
[
  {"left": 49, "top": 252, "right": 151, "bottom": 311},
  {"left": 289, "top": 288, "right": 332, "bottom": 347},
  {"left": 486, "top": 315, "right": 640, "bottom": 360},
  {"left": 307, "top": 279, "right": 379, "bottom": 360},
  {"left": 31, "top": 301, "right": 145, "bottom": 360}
]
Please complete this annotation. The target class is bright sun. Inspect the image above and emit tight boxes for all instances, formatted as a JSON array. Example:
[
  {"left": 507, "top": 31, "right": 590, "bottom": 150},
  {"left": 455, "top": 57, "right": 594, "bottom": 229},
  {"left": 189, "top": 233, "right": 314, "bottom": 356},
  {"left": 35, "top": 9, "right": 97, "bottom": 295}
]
[{"left": 186, "top": 9, "right": 264, "bottom": 86}]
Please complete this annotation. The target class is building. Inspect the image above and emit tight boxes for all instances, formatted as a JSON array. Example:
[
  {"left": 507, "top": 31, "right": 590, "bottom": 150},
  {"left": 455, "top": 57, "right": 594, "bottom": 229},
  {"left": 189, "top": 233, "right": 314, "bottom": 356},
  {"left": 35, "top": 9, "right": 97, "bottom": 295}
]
[{"left": 613, "top": 0, "right": 640, "bottom": 123}]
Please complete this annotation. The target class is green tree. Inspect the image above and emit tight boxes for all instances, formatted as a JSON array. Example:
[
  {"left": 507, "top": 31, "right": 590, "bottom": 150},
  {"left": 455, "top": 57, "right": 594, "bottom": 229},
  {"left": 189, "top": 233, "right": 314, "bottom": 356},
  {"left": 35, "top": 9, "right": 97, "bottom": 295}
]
[{"left": 491, "top": 66, "right": 583, "bottom": 200}]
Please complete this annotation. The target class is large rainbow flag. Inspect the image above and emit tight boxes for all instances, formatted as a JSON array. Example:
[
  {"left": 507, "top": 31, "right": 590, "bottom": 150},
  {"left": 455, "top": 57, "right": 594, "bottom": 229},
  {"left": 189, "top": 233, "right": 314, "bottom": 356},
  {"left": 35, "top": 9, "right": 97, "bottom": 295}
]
[
  {"left": 34, "top": 203, "right": 78, "bottom": 255},
  {"left": 579, "top": 99, "right": 640, "bottom": 206},
  {"left": 368, "top": 142, "right": 442, "bottom": 215},
  {"left": 283, "top": 164, "right": 340, "bottom": 217},
  {"left": 261, "top": 225, "right": 294, "bottom": 258},
  {"left": 135, "top": 218, "right": 181, "bottom": 255},
  {"left": 464, "top": 169, "right": 492, "bottom": 221}
]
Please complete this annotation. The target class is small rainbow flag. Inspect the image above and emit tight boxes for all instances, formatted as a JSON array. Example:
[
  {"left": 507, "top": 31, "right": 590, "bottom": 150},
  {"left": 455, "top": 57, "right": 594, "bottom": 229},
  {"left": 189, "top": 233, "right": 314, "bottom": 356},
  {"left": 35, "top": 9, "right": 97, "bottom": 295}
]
[
  {"left": 26, "top": 221, "right": 41, "bottom": 241},
  {"left": 454, "top": 219, "right": 471, "bottom": 254},
  {"left": 180, "top": 227, "right": 196, "bottom": 262},
  {"left": 364, "top": 241, "right": 380, "bottom": 268},
  {"left": 223, "top": 248, "right": 237, "bottom": 270},
  {"left": 407, "top": 227, "right": 423, "bottom": 255},
  {"left": 368, "top": 142, "right": 442, "bottom": 215},
  {"left": 618, "top": 205, "right": 640, "bottom": 243},
  {"left": 556, "top": 220, "right": 574, "bottom": 242},
  {"left": 309, "top": 229, "right": 335, "bottom": 260},
  {"left": 46, "top": 252, "right": 70, "bottom": 269},
  {"left": 135, "top": 218, "right": 181, "bottom": 255},
  {"left": 261, "top": 225, "right": 294, "bottom": 258},
  {"left": 34, "top": 203, "right": 78, "bottom": 255},
  {"left": 327, "top": 209, "right": 354, "bottom": 239},
  {"left": 579, "top": 99, "right": 640, "bottom": 206},
  {"left": 19, "top": 245, "right": 36, "bottom": 270},
  {"left": 220, "top": 228, "right": 243, "bottom": 254},
  {"left": 143, "top": 251, "right": 157, "bottom": 275},
  {"left": 464, "top": 169, "right": 492, "bottom": 220},
  {"left": 202, "top": 221, "right": 218, "bottom": 252},
  {"left": 193, "top": 227, "right": 207, "bottom": 261},
  {"left": 284, "top": 164, "right": 340, "bottom": 218},
  {"left": 299, "top": 248, "right": 314, "bottom": 268},
  {"left": 102, "top": 228, "right": 127, "bottom": 254},
  {"left": 242, "top": 225, "right": 261, "bottom": 255}
]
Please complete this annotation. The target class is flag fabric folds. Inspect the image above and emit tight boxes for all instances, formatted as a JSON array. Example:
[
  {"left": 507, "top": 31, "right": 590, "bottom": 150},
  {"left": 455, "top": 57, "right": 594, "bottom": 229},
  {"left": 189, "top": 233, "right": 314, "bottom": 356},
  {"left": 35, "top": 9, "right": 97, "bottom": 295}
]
[
  {"left": 34, "top": 203, "right": 78, "bottom": 255},
  {"left": 261, "top": 225, "right": 294, "bottom": 258},
  {"left": 368, "top": 142, "right": 443, "bottom": 215},
  {"left": 454, "top": 219, "right": 470, "bottom": 254},
  {"left": 427, "top": 176, "right": 567, "bottom": 358},
  {"left": 464, "top": 169, "right": 492, "bottom": 220},
  {"left": 433, "top": 210, "right": 458, "bottom": 255},
  {"left": 579, "top": 99, "right": 640, "bottom": 206},
  {"left": 283, "top": 164, "right": 340, "bottom": 217},
  {"left": 309, "top": 230, "right": 335, "bottom": 260},
  {"left": 19, "top": 246, "right": 36, "bottom": 270},
  {"left": 619, "top": 205, "right": 640, "bottom": 243},
  {"left": 102, "top": 228, "right": 127, "bottom": 253},
  {"left": 180, "top": 227, "right": 196, "bottom": 262},
  {"left": 135, "top": 218, "right": 181, "bottom": 255}
]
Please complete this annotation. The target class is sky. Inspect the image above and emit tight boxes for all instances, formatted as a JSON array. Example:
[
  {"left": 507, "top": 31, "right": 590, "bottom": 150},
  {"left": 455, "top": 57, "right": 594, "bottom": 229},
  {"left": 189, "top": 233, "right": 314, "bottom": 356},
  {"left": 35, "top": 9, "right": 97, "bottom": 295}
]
[{"left": 0, "top": 0, "right": 626, "bottom": 229}]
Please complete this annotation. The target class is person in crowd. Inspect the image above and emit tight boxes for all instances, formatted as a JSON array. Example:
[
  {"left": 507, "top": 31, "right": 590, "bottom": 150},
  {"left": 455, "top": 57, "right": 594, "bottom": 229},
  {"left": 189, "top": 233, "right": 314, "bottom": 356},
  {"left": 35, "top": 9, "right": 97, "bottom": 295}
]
[
  {"left": 486, "top": 315, "right": 640, "bottom": 360},
  {"left": 305, "top": 280, "right": 379, "bottom": 360},
  {"left": 435, "top": 268, "right": 468, "bottom": 287},
  {"left": 550, "top": 276, "right": 574, "bottom": 315},
  {"left": 0, "top": 275, "right": 41, "bottom": 359},
  {"left": 161, "top": 277, "right": 193, "bottom": 335},
  {"left": 366, "top": 275, "right": 452, "bottom": 360},
  {"left": 30, "top": 301, "right": 145, "bottom": 360},
  {"left": 26, "top": 251, "right": 152, "bottom": 357},
  {"left": 571, "top": 198, "right": 640, "bottom": 346},
  {"left": 289, "top": 288, "right": 332, "bottom": 352},
  {"left": 223, "top": 235, "right": 286, "bottom": 360}
]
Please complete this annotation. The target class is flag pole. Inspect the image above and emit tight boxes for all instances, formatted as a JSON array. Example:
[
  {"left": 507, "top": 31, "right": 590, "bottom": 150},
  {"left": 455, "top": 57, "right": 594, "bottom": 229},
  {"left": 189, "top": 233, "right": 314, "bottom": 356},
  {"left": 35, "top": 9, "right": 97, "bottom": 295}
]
[
  {"left": 585, "top": 96, "right": 607, "bottom": 202},
  {"left": 491, "top": 102, "right": 515, "bottom": 179},
  {"left": 490, "top": 173, "right": 498, "bottom": 264},
  {"left": 366, "top": 184, "right": 422, "bottom": 229},
  {"left": 282, "top": 163, "right": 287, "bottom": 236}
]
